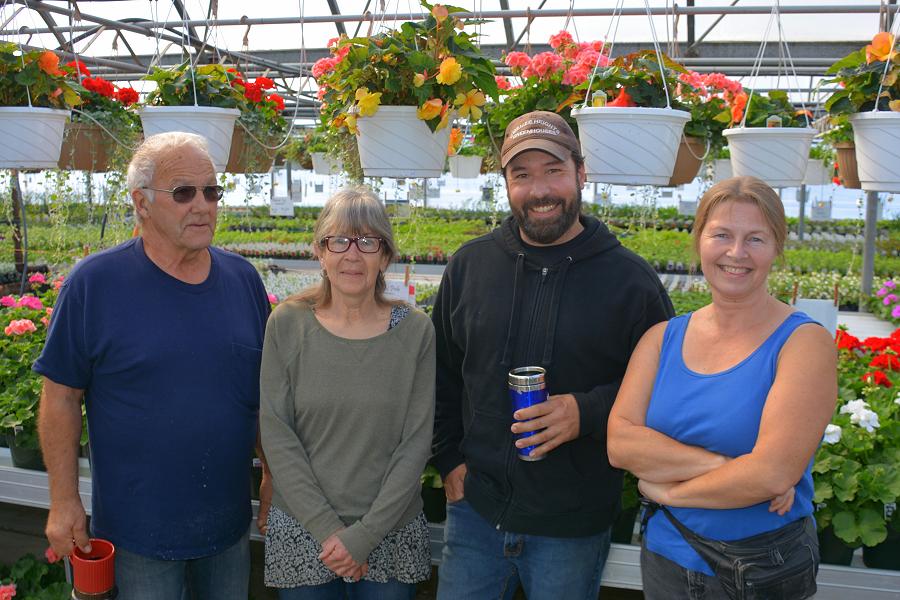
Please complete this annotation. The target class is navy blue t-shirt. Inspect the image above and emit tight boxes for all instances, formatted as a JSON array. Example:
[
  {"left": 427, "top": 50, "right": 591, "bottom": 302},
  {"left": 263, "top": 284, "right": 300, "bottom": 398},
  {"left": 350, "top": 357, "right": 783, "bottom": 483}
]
[{"left": 34, "top": 238, "right": 270, "bottom": 559}]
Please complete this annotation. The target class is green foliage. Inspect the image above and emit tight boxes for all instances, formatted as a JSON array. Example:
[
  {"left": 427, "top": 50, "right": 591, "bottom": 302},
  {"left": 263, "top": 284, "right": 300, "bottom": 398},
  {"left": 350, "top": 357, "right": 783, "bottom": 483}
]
[
  {"left": 0, "top": 301, "right": 51, "bottom": 447},
  {"left": 0, "top": 43, "right": 81, "bottom": 108},
  {"left": 825, "top": 35, "right": 900, "bottom": 115},
  {"left": 144, "top": 62, "right": 244, "bottom": 108},
  {"left": 0, "top": 553, "right": 71, "bottom": 599},
  {"left": 741, "top": 90, "right": 810, "bottom": 128},
  {"left": 421, "top": 464, "right": 443, "bottom": 489}
]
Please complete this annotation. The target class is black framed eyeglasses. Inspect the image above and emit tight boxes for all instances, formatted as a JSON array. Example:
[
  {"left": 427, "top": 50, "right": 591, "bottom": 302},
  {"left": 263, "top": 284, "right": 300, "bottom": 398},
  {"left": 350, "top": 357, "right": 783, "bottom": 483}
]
[
  {"left": 320, "top": 235, "right": 384, "bottom": 254},
  {"left": 142, "top": 185, "right": 225, "bottom": 203}
]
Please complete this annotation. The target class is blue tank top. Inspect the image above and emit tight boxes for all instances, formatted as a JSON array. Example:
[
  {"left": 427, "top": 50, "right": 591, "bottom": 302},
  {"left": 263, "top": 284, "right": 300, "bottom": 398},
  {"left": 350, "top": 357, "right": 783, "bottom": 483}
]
[{"left": 644, "top": 311, "right": 818, "bottom": 575}]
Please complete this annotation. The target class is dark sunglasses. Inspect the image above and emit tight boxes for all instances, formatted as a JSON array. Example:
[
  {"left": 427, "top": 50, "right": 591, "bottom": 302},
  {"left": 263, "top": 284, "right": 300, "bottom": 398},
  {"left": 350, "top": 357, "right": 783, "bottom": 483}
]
[
  {"left": 320, "top": 235, "right": 384, "bottom": 254},
  {"left": 142, "top": 185, "right": 225, "bottom": 203}
]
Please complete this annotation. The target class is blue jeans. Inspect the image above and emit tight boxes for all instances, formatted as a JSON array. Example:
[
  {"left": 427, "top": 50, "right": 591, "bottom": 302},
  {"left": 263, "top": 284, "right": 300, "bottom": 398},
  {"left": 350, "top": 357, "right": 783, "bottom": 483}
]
[
  {"left": 277, "top": 578, "right": 416, "bottom": 600},
  {"left": 436, "top": 500, "right": 612, "bottom": 600},
  {"left": 640, "top": 539, "right": 731, "bottom": 600},
  {"left": 114, "top": 529, "right": 250, "bottom": 600}
]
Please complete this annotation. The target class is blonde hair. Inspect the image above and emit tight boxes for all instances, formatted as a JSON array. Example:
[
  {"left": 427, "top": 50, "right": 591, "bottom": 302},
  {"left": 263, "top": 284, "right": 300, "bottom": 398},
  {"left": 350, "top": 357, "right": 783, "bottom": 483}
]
[
  {"left": 692, "top": 176, "right": 787, "bottom": 257},
  {"left": 289, "top": 186, "right": 399, "bottom": 307}
]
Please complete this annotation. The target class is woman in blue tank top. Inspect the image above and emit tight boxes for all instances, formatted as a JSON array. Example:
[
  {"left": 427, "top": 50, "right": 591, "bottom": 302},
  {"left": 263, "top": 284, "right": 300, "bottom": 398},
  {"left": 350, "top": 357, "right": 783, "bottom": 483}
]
[{"left": 607, "top": 176, "right": 837, "bottom": 599}]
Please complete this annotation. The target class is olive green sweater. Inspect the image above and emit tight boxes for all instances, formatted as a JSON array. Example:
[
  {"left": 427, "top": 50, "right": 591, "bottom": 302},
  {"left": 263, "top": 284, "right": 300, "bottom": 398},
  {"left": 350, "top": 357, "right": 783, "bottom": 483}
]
[{"left": 259, "top": 301, "right": 435, "bottom": 563}]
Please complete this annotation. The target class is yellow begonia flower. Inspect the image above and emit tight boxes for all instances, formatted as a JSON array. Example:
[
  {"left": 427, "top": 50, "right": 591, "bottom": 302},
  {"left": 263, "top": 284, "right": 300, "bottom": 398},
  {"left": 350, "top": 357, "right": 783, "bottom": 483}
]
[
  {"left": 454, "top": 90, "right": 486, "bottom": 121},
  {"left": 890, "top": 100, "right": 900, "bottom": 112},
  {"left": 436, "top": 107, "right": 451, "bottom": 132},
  {"left": 436, "top": 57, "right": 462, "bottom": 85},
  {"left": 866, "top": 32, "right": 898, "bottom": 64},
  {"left": 355, "top": 87, "right": 382, "bottom": 117},
  {"left": 417, "top": 98, "right": 443, "bottom": 121},
  {"left": 413, "top": 73, "right": 427, "bottom": 88},
  {"left": 344, "top": 114, "right": 358, "bottom": 134}
]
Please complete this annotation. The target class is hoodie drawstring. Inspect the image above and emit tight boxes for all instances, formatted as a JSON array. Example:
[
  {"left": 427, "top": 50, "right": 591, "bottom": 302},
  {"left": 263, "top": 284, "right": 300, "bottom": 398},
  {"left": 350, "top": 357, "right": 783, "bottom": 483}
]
[
  {"left": 500, "top": 253, "right": 526, "bottom": 367},
  {"left": 540, "top": 256, "right": 573, "bottom": 366}
]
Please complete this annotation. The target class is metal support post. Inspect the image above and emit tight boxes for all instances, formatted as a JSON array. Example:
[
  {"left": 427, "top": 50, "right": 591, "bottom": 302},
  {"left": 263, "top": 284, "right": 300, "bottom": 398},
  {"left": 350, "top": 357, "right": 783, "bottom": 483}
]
[
  {"left": 797, "top": 184, "right": 806, "bottom": 241},
  {"left": 861, "top": 191, "right": 878, "bottom": 303}
]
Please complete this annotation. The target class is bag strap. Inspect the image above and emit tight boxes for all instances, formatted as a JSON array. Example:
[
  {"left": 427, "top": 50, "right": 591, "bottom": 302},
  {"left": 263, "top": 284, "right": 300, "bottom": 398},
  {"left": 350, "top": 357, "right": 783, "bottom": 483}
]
[{"left": 642, "top": 499, "right": 730, "bottom": 576}]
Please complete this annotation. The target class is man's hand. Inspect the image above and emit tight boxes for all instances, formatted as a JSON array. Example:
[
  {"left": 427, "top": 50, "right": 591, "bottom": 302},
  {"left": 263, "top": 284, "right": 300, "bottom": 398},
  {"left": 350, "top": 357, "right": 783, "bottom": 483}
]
[
  {"left": 510, "top": 393, "right": 580, "bottom": 459},
  {"left": 256, "top": 469, "right": 273, "bottom": 535},
  {"left": 319, "top": 533, "right": 366, "bottom": 579},
  {"left": 45, "top": 496, "right": 90, "bottom": 558},
  {"left": 443, "top": 464, "right": 467, "bottom": 503}
]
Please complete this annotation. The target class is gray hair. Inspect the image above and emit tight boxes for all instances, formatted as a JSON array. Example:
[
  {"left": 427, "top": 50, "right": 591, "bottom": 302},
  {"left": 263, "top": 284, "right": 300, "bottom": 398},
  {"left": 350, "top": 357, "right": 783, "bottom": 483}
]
[{"left": 127, "top": 132, "right": 212, "bottom": 223}]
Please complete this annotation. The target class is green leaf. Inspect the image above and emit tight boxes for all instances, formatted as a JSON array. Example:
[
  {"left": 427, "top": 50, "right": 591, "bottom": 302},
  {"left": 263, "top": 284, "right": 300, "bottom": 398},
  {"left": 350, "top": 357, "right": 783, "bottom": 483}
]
[{"left": 814, "top": 479, "right": 834, "bottom": 503}]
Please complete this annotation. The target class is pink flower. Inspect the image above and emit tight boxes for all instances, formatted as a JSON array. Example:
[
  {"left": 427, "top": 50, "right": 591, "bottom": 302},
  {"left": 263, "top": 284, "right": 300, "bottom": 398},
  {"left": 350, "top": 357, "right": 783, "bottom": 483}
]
[
  {"left": 5, "top": 319, "right": 37, "bottom": 336},
  {"left": 575, "top": 49, "right": 608, "bottom": 69},
  {"left": 312, "top": 57, "right": 338, "bottom": 79},
  {"left": 495, "top": 76, "right": 512, "bottom": 90},
  {"left": 0, "top": 583, "right": 16, "bottom": 600},
  {"left": 40, "top": 317, "right": 49, "bottom": 327},
  {"left": 45, "top": 546, "right": 60, "bottom": 563},
  {"left": 878, "top": 287, "right": 889, "bottom": 297},
  {"left": 267, "top": 293, "right": 279, "bottom": 305},
  {"left": 885, "top": 294, "right": 898, "bottom": 306},
  {"left": 17, "top": 296, "right": 43, "bottom": 310},
  {"left": 0, "top": 296, "right": 16, "bottom": 307},
  {"left": 28, "top": 273, "right": 46, "bottom": 284},
  {"left": 53, "top": 276, "right": 65, "bottom": 290},
  {"left": 885, "top": 280, "right": 897, "bottom": 289},
  {"left": 525, "top": 52, "right": 563, "bottom": 79},
  {"left": 549, "top": 31, "right": 574, "bottom": 50},
  {"left": 892, "top": 305, "right": 900, "bottom": 319},
  {"left": 46, "top": 307, "right": 53, "bottom": 317},
  {"left": 562, "top": 65, "right": 589, "bottom": 86},
  {"left": 504, "top": 51, "right": 532, "bottom": 73}
]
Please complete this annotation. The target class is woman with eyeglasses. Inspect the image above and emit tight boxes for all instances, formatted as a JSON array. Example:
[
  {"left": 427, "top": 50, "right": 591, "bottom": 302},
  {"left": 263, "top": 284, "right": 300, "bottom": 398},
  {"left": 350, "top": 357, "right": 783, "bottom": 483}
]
[{"left": 259, "top": 187, "right": 435, "bottom": 600}]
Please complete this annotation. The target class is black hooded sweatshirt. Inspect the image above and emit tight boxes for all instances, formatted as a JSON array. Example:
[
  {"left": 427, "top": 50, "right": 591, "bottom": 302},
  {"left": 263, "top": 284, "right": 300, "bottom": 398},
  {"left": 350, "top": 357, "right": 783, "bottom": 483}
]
[{"left": 431, "top": 214, "right": 674, "bottom": 537}]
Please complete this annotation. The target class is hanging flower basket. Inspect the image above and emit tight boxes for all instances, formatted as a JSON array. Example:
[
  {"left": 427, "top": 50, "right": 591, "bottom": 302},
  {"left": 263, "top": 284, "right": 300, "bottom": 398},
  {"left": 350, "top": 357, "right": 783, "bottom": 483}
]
[
  {"left": 138, "top": 105, "right": 240, "bottom": 171},
  {"left": 0, "top": 107, "right": 70, "bottom": 169},
  {"left": 668, "top": 135, "right": 708, "bottom": 186},
  {"left": 225, "top": 125, "right": 276, "bottom": 174},
  {"left": 311, "top": 152, "right": 343, "bottom": 176},
  {"left": 57, "top": 122, "right": 114, "bottom": 172},
  {"left": 356, "top": 106, "right": 452, "bottom": 178},
  {"left": 849, "top": 112, "right": 900, "bottom": 193},
  {"left": 571, "top": 107, "right": 691, "bottom": 185},
  {"left": 723, "top": 127, "right": 816, "bottom": 187},
  {"left": 448, "top": 155, "right": 483, "bottom": 179},
  {"left": 834, "top": 142, "right": 861, "bottom": 189},
  {"left": 803, "top": 159, "right": 831, "bottom": 186}
]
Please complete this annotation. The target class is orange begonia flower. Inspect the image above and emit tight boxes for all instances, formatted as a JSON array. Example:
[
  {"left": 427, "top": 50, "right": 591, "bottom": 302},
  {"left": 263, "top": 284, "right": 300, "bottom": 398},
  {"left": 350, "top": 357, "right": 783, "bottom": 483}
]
[
  {"left": 447, "top": 127, "right": 464, "bottom": 155},
  {"left": 731, "top": 92, "right": 748, "bottom": 124},
  {"left": 866, "top": 32, "right": 898, "bottom": 64},
  {"left": 38, "top": 51, "right": 64, "bottom": 76},
  {"left": 436, "top": 57, "right": 462, "bottom": 85},
  {"left": 417, "top": 98, "right": 443, "bottom": 121},
  {"left": 432, "top": 4, "right": 449, "bottom": 23}
]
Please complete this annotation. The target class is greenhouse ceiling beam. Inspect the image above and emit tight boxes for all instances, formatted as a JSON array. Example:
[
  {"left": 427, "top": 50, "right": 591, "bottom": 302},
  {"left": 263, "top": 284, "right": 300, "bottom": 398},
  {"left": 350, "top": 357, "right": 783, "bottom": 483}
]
[
  {"left": 324, "top": 0, "right": 347, "bottom": 38},
  {"left": 9, "top": 0, "right": 307, "bottom": 77},
  {"left": 170, "top": 0, "right": 201, "bottom": 48},
  {"left": 497, "top": 0, "right": 515, "bottom": 50},
  {"left": 33, "top": 4, "right": 67, "bottom": 49},
  {"left": 19, "top": 42, "right": 148, "bottom": 72}
]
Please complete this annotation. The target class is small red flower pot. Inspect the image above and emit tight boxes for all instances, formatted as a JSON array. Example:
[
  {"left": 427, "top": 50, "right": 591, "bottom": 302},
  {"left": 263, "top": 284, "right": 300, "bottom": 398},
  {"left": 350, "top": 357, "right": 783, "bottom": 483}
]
[{"left": 71, "top": 538, "right": 116, "bottom": 596}]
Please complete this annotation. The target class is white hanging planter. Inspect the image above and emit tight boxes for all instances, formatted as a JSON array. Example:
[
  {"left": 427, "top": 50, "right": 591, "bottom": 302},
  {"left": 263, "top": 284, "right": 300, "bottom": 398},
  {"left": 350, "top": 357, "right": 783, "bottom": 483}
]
[
  {"left": 571, "top": 107, "right": 691, "bottom": 185},
  {"left": 355, "top": 106, "right": 453, "bottom": 178},
  {"left": 723, "top": 127, "right": 816, "bottom": 187},
  {"left": 311, "top": 152, "right": 343, "bottom": 175},
  {"left": 138, "top": 106, "right": 240, "bottom": 171},
  {"left": 803, "top": 159, "right": 831, "bottom": 186},
  {"left": 448, "top": 155, "right": 483, "bottom": 179},
  {"left": 0, "top": 107, "right": 70, "bottom": 169},
  {"left": 848, "top": 112, "right": 900, "bottom": 193},
  {"left": 712, "top": 158, "right": 733, "bottom": 183}
]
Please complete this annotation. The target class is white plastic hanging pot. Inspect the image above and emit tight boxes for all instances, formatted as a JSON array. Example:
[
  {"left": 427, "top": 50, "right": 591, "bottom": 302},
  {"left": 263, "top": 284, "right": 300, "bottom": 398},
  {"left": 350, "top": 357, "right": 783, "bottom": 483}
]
[
  {"left": 723, "top": 127, "right": 816, "bottom": 187},
  {"left": 0, "top": 107, "right": 70, "bottom": 169},
  {"left": 712, "top": 158, "right": 733, "bottom": 183},
  {"left": 802, "top": 159, "right": 830, "bottom": 186},
  {"left": 355, "top": 106, "right": 452, "bottom": 178},
  {"left": 448, "top": 155, "right": 483, "bottom": 179},
  {"left": 139, "top": 106, "right": 240, "bottom": 171},
  {"left": 311, "top": 152, "right": 343, "bottom": 175},
  {"left": 571, "top": 107, "right": 691, "bottom": 185},
  {"left": 848, "top": 112, "right": 900, "bottom": 193}
]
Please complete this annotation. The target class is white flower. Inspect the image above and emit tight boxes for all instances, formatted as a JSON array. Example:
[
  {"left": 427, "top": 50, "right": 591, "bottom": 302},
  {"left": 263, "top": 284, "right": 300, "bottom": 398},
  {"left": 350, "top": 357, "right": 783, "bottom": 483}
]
[
  {"left": 895, "top": 392, "right": 900, "bottom": 406},
  {"left": 840, "top": 399, "right": 870, "bottom": 416},
  {"left": 850, "top": 408, "right": 880, "bottom": 433},
  {"left": 823, "top": 424, "right": 842, "bottom": 444}
]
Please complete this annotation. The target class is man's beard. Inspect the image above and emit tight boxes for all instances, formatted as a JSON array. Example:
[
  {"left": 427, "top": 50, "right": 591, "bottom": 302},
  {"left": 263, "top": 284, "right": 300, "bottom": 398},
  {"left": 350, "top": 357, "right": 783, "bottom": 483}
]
[{"left": 512, "top": 187, "right": 582, "bottom": 245}]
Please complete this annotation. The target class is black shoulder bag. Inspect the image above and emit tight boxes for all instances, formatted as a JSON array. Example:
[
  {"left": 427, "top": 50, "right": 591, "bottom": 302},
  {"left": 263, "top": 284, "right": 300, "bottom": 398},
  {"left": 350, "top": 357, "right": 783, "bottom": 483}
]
[{"left": 644, "top": 501, "right": 819, "bottom": 600}]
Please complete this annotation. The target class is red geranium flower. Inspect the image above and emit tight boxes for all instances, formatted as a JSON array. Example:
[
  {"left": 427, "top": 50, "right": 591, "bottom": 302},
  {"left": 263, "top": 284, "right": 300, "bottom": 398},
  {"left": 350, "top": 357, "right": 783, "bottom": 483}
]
[
  {"left": 862, "top": 336, "right": 892, "bottom": 352},
  {"left": 82, "top": 76, "right": 115, "bottom": 98},
  {"left": 835, "top": 329, "right": 861, "bottom": 351},
  {"left": 115, "top": 87, "right": 139, "bottom": 106},
  {"left": 65, "top": 60, "right": 91, "bottom": 77},
  {"left": 861, "top": 370, "right": 892, "bottom": 387},
  {"left": 243, "top": 82, "right": 262, "bottom": 102},
  {"left": 832, "top": 176, "right": 842, "bottom": 186},
  {"left": 870, "top": 353, "right": 900, "bottom": 370},
  {"left": 255, "top": 77, "right": 275, "bottom": 90},
  {"left": 267, "top": 93, "right": 285, "bottom": 111}
]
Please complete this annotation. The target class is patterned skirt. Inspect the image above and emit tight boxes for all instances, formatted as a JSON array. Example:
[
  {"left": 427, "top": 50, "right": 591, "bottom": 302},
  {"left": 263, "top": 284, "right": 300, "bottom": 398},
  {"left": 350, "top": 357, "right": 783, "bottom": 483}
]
[{"left": 264, "top": 505, "right": 432, "bottom": 588}]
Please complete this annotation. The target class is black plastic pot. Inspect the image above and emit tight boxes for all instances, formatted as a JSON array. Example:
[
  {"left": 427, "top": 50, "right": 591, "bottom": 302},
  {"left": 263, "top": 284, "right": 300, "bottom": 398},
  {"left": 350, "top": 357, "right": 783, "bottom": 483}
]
[
  {"left": 817, "top": 525, "right": 856, "bottom": 566},
  {"left": 863, "top": 523, "right": 900, "bottom": 570},
  {"left": 6, "top": 432, "right": 46, "bottom": 471}
]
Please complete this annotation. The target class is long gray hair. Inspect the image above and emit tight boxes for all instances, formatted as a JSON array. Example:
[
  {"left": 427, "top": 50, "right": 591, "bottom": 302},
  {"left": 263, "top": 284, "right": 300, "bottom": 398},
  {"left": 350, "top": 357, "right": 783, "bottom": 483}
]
[{"left": 289, "top": 186, "right": 399, "bottom": 307}]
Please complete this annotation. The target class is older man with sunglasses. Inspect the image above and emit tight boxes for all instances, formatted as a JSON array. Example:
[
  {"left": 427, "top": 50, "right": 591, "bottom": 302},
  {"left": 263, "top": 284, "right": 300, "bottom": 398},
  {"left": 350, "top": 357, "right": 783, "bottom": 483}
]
[{"left": 34, "top": 132, "right": 271, "bottom": 600}]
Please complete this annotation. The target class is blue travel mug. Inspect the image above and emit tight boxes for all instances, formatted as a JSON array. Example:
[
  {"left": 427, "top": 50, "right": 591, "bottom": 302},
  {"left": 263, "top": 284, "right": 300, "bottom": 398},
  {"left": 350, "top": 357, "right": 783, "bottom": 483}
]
[{"left": 508, "top": 366, "right": 547, "bottom": 461}]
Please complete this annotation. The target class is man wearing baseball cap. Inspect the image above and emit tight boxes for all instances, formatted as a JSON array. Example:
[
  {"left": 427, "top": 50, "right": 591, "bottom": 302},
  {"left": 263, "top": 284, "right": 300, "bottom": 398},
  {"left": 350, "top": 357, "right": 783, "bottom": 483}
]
[{"left": 432, "top": 111, "right": 673, "bottom": 598}]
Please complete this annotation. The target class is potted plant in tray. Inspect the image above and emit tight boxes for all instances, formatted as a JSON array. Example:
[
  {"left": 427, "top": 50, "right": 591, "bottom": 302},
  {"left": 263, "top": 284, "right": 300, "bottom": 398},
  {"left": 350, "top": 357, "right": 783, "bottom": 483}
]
[
  {"left": 447, "top": 127, "right": 487, "bottom": 178},
  {"left": 58, "top": 60, "right": 141, "bottom": 172},
  {"left": 812, "top": 330, "right": 900, "bottom": 567},
  {"left": 572, "top": 50, "right": 692, "bottom": 185},
  {"left": 824, "top": 31, "right": 900, "bottom": 192},
  {"left": 225, "top": 69, "right": 287, "bottom": 173},
  {"left": 313, "top": 2, "right": 498, "bottom": 178},
  {"left": 0, "top": 43, "right": 81, "bottom": 169},
  {"left": 804, "top": 142, "right": 836, "bottom": 187},
  {"left": 723, "top": 89, "right": 816, "bottom": 187},
  {"left": 306, "top": 126, "right": 344, "bottom": 176},
  {"left": 141, "top": 61, "right": 246, "bottom": 170},
  {"left": 822, "top": 116, "right": 860, "bottom": 189}
]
